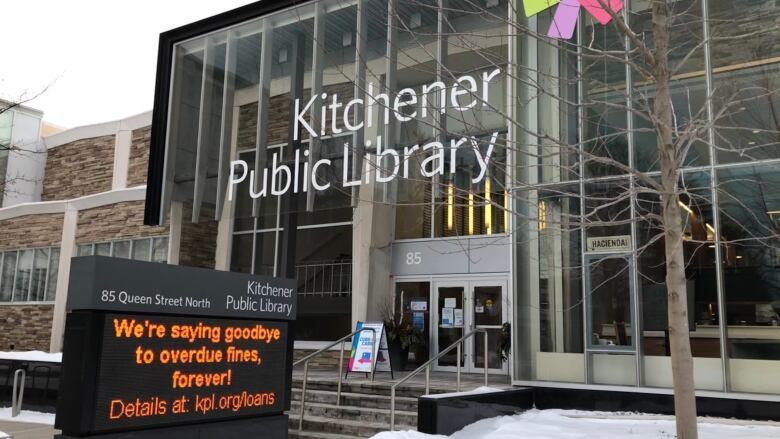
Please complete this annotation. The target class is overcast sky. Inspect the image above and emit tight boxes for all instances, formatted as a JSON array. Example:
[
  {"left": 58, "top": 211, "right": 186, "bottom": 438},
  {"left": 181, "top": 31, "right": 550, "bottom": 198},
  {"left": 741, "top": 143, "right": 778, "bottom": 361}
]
[{"left": 2, "top": 0, "right": 257, "bottom": 128}]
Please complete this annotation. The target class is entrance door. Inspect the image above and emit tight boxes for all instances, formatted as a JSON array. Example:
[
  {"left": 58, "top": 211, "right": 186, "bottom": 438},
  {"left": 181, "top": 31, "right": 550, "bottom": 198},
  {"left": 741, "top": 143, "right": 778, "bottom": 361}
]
[
  {"left": 433, "top": 279, "right": 508, "bottom": 374},
  {"left": 584, "top": 254, "right": 638, "bottom": 385}
]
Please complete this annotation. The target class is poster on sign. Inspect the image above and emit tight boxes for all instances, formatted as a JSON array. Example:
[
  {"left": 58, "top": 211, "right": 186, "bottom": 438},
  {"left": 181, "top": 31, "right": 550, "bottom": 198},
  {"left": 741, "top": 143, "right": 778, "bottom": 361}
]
[{"left": 347, "top": 322, "right": 391, "bottom": 374}]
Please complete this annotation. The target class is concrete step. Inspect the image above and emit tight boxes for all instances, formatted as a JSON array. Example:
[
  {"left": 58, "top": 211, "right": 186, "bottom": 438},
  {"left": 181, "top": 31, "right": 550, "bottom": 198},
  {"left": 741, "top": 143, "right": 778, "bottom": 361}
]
[
  {"left": 290, "top": 401, "right": 417, "bottom": 426},
  {"left": 287, "top": 413, "right": 414, "bottom": 437},
  {"left": 292, "top": 388, "right": 419, "bottom": 412}
]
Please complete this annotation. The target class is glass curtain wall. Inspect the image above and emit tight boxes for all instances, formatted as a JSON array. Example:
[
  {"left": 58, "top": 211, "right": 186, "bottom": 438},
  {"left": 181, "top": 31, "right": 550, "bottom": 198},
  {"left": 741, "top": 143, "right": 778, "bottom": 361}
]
[{"left": 515, "top": 0, "right": 780, "bottom": 395}]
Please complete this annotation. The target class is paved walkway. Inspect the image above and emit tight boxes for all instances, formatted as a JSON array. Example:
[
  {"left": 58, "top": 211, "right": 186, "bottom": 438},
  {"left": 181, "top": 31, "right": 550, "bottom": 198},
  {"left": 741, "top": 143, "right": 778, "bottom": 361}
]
[{"left": 0, "top": 420, "right": 57, "bottom": 439}]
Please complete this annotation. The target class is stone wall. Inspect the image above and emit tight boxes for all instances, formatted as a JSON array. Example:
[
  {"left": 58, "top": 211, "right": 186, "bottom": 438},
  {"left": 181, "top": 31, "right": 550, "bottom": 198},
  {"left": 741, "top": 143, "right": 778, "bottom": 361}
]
[
  {"left": 76, "top": 201, "right": 168, "bottom": 244},
  {"left": 293, "top": 348, "right": 351, "bottom": 370},
  {"left": 178, "top": 203, "right": 218, "bottom": 269},
  {"left": 127, "top": 126, "right": 151, "bottom": 187},
  {"left": 0, "top": 305, "right": 54, "bottom": 351},
  {"left": 0, "top": 213, "right": 64, "bottom": 251},
  {"left": 42, "top": 135, "right": 115, "bottom": 201}
]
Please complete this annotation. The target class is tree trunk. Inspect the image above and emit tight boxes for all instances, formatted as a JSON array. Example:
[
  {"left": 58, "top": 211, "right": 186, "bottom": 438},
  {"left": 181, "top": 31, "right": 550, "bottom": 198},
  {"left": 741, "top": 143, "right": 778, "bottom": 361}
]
[{"left": 652, "top": 1, "right": 699, "bottom": 438}]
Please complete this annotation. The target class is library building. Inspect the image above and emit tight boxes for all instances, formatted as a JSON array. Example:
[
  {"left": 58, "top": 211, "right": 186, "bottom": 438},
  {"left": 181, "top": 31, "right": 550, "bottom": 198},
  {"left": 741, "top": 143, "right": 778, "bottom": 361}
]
[{"left": 1, "top": 0, "right": 779, "bottom": 410}]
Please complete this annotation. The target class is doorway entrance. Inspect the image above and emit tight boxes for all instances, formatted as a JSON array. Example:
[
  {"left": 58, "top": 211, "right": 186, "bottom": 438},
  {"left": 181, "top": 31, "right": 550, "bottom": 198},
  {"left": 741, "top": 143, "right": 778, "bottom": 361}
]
[{"left": 432, "top": 278, "right": 508, "bottom": 374}]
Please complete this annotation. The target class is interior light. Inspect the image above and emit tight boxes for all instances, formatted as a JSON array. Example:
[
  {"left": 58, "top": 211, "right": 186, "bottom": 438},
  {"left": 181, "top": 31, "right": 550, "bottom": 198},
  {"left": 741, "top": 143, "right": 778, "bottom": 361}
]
[
  {"left": 486, "top": 0, "right": 500, "bottom": 7},
  {"left": 678, "top": 200, "right": 694, "bottom": 215},
  {"left": 768, "top": 210, "right": 780, "bottom": 215},
  {"left": 485, "top": 179, "right": 492, "bottom": 235},
  {"left": 447, "top": 183, "right": 454, "bottom": 230},
  {"left": 752, "top": 129, "right": 761, "bottom": 134},
  {"left": 504, "top": 190, "right": 509, "bottom": 232},
  {"left": 468, "top": 192, "right": 475, "bottom": 235},
  {"left": 278, "top": 48, "right": 288, "bottom": 64},
  {"left": 539, "top": 201, "right": 547, "bottom": 231},
  {"left": 342, "top": 32, "right": 353, "bottom": 47},
  {"left": 736, "top": 255, "right": 744, "bottom": 259}
]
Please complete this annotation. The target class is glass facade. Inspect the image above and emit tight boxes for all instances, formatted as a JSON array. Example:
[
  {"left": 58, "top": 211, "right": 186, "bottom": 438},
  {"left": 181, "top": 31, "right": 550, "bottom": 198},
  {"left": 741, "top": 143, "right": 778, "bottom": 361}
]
[
  {"left": 515, "top": 0, "right": 780, "bottom": 395},
  {"left": 157, "top": 0, "right": 780, "bottom": 396}
]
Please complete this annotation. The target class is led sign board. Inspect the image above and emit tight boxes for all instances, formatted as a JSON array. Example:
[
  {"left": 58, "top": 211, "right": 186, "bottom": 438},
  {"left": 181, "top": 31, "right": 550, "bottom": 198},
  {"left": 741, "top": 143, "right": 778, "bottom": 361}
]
[{"left": 55, "top": 257, "right": 296, "bottom": 438}]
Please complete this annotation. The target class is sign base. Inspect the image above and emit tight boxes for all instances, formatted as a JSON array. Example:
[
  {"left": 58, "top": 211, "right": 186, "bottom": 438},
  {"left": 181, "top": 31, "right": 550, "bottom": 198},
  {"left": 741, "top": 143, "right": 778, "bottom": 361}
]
[{"left": 54, "top": 414, "right": 288, "bottom": 439}]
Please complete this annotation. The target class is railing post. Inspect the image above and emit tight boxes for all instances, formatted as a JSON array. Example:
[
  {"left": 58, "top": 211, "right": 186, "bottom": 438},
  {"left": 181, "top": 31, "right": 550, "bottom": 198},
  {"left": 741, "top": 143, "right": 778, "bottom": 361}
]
[
  {"left": 456, "top": 343, "right": 461, "bottom": 392},
  {"left": 390, "top": 386, "right": 396, "bottom": 431},
  {"left": 337, "top": 340, "right": 345, "bottom": 406},
  {"left": 425, "top": 365, "right": 430, "bottom": 395},
  {"left": 298, "top": 361, "right": 308, "bottom": 432},
  {"left": 12, "top": 369, "right": 25, "bottom": 417},
  {"left": 483, "top": 329, "right": 489, "bottom": 387}
]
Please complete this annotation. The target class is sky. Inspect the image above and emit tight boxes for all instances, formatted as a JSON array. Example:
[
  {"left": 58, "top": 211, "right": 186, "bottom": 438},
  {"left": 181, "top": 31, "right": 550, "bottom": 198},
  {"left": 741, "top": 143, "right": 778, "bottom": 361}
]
[{"left": 1, "top": 0, "right": 258, "bottom": 128}]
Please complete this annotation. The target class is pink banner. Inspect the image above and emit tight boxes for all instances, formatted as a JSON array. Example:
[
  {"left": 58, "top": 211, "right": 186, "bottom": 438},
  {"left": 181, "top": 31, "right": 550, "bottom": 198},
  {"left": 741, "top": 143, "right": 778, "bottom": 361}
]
[{"left": 579, "top": 0, "right": 624, "bottom": 25}]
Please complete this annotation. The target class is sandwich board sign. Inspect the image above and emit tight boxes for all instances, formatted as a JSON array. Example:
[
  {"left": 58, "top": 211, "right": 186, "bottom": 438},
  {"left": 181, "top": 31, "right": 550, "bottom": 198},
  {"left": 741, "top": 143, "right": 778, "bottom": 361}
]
[{"left": 347, "top": 322, "right": 392, "bottom": 377}]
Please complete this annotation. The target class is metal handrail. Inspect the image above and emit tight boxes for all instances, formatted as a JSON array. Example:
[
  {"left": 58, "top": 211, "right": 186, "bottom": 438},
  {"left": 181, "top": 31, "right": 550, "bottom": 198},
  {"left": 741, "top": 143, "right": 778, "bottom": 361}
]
[
  {"left": 389, "top": 328, "right": 488, "bottom": 431},
  {"left": 293, "top": 328, "right": 377, "bottom": 433}
]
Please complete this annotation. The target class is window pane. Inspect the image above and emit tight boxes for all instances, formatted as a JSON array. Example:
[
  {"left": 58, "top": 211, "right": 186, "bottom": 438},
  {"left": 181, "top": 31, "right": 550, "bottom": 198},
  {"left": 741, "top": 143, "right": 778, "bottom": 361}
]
[
  {"left": 111, "top": 240, "right": 130, "bottom": 259},
  {"left": 152, "top": 237, "right": 168, "bottom": 263},
  {"left": 30, "top": 248, "right": 49, "bottom": 302},
  {"left": 253, "top": 232, "right": 275, "bottom": 276},
  {"left": 230, "top": 234, "right": 253, "bottom": 274},
  {"left": 77, "top": 244, "right": 93, "bottom": 257},
  {"left": 0, "top": 251, "right": 17, "bottom": 302},
  {"left": 14, "top": 250, "right": 33, "bottom": 301},
  {"left": 717, "top": 164, "right": 780, "bottom": 394},
  {"left": 132, "top": 239, "right": 151, "bottom": 261},
  {"left": 46, "top": 248, "right": 60, "bottom": 301},
  {"left": 95, "top": 243, "right": 111, "bottom": 257},
  {"left": 294, "top": 226, "right": 352, "bottom": 341}
]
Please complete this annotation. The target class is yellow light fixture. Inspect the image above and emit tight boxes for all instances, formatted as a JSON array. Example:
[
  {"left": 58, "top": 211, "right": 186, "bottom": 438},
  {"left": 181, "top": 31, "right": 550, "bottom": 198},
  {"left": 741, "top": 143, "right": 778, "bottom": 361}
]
[
  {"left": 485, "top": 178, "right": 492, "bottom": 235},
  {"left": 447, "top": 183, "right": 454, "bottom": 230},
  {"left": 468, "top": 191, "right": 475, "bottom": 235},
  {"left": 678, "top": 200, "right": 693, "bottom": 215},
  {"left": 504, "top": 190, "right": 509, "bottom": 232},
  {"left": 539, "top": 201, "right": 547, "bottom": 231}
]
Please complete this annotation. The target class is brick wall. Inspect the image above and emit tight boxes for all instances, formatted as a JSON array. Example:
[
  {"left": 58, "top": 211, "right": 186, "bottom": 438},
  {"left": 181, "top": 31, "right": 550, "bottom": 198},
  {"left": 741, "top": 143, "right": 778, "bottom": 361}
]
[
  {"left": 0, "top": 305, "right": 54, "bottom": 351},
  {"left": 76, "top": 201, "right": 168, "bottom": 243},
  {"left": 178, "top": 202, "right": 218, "bottom": 269},
  {"left": 127, "top": 126, "right": 151, "bottom": 187},
  {"left": 42, "top": 135, "right": 115, "bottom": 201},
  {"left": 0, "top": 213, "right": 64, "bottom": 251}
]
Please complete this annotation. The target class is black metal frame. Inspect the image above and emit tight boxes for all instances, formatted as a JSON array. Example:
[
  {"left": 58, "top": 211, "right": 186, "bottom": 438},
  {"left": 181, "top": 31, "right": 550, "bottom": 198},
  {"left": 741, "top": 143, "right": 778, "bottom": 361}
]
[{"left": 143, "top": 0, "right": 301, "bottom": 226}]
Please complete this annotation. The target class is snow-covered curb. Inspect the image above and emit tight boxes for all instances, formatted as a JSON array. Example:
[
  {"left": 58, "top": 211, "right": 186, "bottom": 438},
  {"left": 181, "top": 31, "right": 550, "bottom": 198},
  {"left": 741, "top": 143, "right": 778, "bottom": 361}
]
[
  {"left": 0, "top": 407, "right": 55, "bottom": 425},
  {"left": 372, "top": 409, "right": 780, "bottom": 439},
  {"left": 0, "top": 351, "right": 62, "bottom": 363}
]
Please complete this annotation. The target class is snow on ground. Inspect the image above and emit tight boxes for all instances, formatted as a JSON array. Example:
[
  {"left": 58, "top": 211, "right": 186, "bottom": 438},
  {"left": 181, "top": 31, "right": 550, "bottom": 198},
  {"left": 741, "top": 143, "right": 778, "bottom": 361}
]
[
  {"left": 0, "top": 407, "right": 55, "bottom": 425},
  {"left": 373, "top": 409, "right": 780, "bottom": 439},
  {"left": 0, "top": 351, "right": 61, "bottom": 363},
  {"left": 422, "top": 387, "right": 505, "bottom": 399}
]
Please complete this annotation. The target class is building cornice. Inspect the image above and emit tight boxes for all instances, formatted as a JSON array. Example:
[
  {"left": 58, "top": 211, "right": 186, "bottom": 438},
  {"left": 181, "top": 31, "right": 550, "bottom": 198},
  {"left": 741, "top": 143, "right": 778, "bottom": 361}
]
[
  {"left": 44, "top": 111, "right": 152, "bottom": 149},
  {"left": 0, "top": 186, "right": 147, "bottom": 220}
]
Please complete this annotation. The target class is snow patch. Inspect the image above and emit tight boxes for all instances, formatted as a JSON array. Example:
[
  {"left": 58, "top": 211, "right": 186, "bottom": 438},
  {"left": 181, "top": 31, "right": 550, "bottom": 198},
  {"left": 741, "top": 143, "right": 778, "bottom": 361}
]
[
  {"left": 0, "top": 351, "right": 62, "bottom": 363},
  {"left": 422, "top": 386, "right": 504, "bottom": 399},
  {"left": 374, "top": 409, "right": 780, "bottom": 439},
  {"left": 0, "top": 407, "right": 55, "bottom": 425}
]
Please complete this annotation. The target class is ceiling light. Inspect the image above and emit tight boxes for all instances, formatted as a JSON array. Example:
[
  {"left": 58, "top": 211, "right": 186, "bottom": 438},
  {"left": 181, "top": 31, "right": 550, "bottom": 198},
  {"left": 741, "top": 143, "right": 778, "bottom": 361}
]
[
  {"left": 277, "top": 48, "right": 288, "bottom": 64},
  {"left": 678, "top": 200, "right": 693, "bottom": 215},
  {"left": 342, "top": 32, "right": 353, "bottom": 47}
]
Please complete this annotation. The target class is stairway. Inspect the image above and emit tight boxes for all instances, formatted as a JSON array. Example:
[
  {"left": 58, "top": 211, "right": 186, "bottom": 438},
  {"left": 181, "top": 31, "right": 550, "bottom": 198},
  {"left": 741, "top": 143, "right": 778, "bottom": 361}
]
[{"left": 287, "top": 376, "right": 435, "bottom": 438}]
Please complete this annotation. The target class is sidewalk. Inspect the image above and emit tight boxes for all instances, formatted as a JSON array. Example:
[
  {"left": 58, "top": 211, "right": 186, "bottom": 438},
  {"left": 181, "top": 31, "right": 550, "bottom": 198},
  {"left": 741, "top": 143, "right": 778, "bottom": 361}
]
[{"left": 0, "top": 420, "right": 57, "bottom": 439}]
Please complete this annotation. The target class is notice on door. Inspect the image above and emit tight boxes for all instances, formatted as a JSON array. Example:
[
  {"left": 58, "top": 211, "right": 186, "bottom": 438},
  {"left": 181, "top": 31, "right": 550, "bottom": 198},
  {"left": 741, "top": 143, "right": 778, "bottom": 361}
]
[{"left": 586, "top": 235, "right": 632, "bottom": 253}]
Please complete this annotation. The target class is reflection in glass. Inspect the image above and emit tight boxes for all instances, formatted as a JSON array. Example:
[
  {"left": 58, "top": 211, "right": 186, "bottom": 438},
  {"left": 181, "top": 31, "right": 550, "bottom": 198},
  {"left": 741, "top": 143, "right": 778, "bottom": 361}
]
[
  {"left": 46, "top": 248, "right": 60, "bottom": 302},
  {"left": 0, "top": 251, "right": 17, "bottom": 302},
  {"left": 588, "top": 256, "right": 633, "bottom": 348},
  {"left": 437, "top": 286, "right": 464, "bottom": 367}
]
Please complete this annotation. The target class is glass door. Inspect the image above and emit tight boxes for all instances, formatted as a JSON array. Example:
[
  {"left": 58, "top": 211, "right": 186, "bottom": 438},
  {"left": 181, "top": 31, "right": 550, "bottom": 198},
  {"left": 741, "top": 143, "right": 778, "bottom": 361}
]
[
  {"left": 584, "top": 254, "right": 638, "bottom": 385},
  {"left": 435, "top": 282, "right": 465, "bottom": 369},
  {"left": 470, "top": 280, "right": 508, "bottom": 373},
  {"left": 432, "top": 279, "right": 508, "bottom": 373}
]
